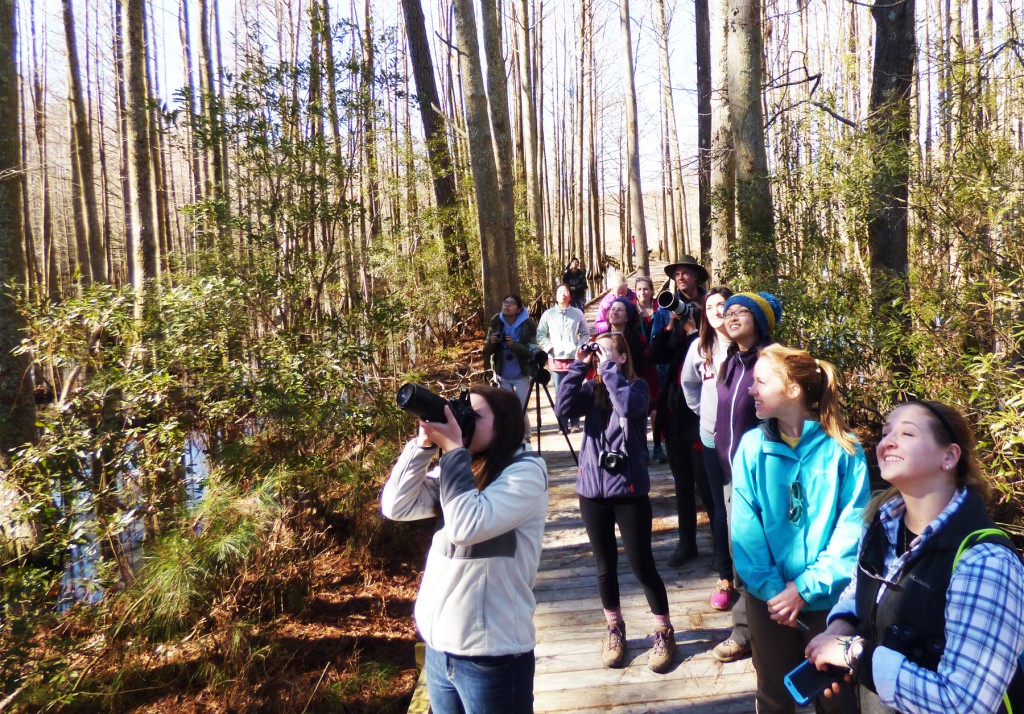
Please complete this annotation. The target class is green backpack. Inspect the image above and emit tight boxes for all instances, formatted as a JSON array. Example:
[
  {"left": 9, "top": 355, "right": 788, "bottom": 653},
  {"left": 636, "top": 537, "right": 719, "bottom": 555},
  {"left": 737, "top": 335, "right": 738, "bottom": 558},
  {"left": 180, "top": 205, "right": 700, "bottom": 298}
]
[{"left": 953, "top": 529, "right": 1024, "bottom": 714}]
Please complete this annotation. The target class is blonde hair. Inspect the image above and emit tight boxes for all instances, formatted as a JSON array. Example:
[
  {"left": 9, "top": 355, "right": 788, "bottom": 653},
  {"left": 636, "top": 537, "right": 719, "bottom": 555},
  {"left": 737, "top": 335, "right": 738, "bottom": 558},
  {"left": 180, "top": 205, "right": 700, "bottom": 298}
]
[
  {"left": 864, "top": 400, "right": 991, "bottom": 522},
  {"left": 757, "top": 344, "right": 858, "bottom": 455}
]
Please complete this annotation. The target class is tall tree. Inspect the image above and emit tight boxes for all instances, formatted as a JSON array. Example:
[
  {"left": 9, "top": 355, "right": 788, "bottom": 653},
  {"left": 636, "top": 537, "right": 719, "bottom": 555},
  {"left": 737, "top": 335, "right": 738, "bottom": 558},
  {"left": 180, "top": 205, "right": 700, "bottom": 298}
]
[
  {"left": 400, "top": 0, "right": 469, "bottom": 274},
  {"left": 478, "top": 1, "right": 517, "bottom": 270},
  {"left": 0, "top": 0, "right": 37, "bottom": 454},
  {"left": 727, "top": 0, "right": 775, "bottom": 284},
  {"left": 619, "top": 0, "right": 649, "bottom": 276},
  {"left": 695, "top": 0, "right": 711, "bottom": 258},
  {"left": 708, "top": 0, "right": 734, "bottom": 283},
  {"left": 516, "top": 0, "right": 544, "bottom": 251},
  {"left": 452, "top": 0, "right": 518, "bottom": 313},
  {"left": 122, "top": 0, "right": 159, "bottom": 297},
  {"left": 867, "top": 0, "right": 915, "bottom": 320},
  {"left": 62, "top": 0, "right": 105, "bottom": 284}
]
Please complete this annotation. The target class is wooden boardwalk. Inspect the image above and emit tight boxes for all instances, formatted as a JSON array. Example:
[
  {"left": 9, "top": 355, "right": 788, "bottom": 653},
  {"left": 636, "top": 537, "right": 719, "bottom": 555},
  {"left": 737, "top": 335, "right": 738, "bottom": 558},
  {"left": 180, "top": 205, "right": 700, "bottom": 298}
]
[{"left": 529, "top": 260, "right": 760, "bottom": 712}]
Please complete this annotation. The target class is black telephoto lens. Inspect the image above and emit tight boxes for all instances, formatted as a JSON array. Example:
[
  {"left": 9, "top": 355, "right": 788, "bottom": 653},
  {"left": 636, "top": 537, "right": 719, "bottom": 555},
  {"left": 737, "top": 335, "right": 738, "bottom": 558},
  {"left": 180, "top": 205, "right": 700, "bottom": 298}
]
[{"left": 396, "top": 383, "right": 449, "bottom": 423}]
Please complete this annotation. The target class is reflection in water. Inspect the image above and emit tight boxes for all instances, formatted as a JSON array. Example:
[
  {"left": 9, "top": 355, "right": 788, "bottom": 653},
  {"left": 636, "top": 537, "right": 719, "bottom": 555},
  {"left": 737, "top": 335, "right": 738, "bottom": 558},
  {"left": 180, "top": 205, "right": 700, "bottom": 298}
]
[{"left": 58, "top": 433, "right": 211, "bottom": 609}]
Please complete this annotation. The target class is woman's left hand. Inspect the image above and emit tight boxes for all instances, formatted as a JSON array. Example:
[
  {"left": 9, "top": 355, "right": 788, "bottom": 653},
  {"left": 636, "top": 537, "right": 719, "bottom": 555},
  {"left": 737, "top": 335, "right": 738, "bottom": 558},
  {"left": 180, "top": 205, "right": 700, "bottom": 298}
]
[
  {"left": 418, "top": 405, "right": 465, "bottom": 452},
  {"left": 805, "top": 633, "right": 852, "bottom": 671},
  {"left": 768, "top": 581, "right": 806, "bottom": 627}
]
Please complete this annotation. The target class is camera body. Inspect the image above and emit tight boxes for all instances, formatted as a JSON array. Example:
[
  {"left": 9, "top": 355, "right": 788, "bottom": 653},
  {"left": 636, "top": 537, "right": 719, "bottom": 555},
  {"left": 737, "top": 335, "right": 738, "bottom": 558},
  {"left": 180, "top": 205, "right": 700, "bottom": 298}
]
[
  {"left": 395, "top": 383, "right": 477, "bottom": 446},
  {"left": 657, "top": 290, "right": 697, "bottom": 322},
  {"left": 598, "top": 449, "right": 629, "bottom": 473}
]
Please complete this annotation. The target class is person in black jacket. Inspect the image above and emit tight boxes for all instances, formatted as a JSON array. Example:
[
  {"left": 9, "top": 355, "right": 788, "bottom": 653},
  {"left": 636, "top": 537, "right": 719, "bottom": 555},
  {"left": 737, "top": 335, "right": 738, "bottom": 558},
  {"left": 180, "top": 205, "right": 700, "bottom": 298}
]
[
  {"left": 650, "top": 306, "right": 714, "bottom": 568},
  {"left": 563, "top": 257, "right": 588, "bottom": 310}
]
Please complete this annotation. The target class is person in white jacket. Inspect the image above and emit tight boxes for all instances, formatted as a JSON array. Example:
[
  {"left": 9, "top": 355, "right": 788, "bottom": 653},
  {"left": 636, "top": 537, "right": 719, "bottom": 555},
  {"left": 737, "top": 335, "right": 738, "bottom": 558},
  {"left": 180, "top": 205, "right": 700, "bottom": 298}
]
[
  {"left": 537, "top": 283, "right": 590, "bottom": 430},
  {"left": 382, "top": 384, "right": 549, "bottom": 714}
]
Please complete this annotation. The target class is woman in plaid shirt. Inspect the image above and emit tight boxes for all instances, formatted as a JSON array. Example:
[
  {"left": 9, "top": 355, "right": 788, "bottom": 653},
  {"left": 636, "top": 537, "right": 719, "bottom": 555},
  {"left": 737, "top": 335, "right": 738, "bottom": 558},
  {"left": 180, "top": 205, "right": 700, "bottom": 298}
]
[{"left": 806, "top": 400, "right": 1024, "bottom": 713}]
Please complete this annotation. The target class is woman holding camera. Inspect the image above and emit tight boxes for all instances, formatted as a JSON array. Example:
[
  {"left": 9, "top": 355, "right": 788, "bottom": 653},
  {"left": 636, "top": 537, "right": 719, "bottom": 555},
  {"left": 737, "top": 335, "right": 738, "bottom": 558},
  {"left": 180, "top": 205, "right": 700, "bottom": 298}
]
[
  {"left": 484, "top": 294, "right": 539, "bottom": 425},
  {"left": 555, "top": 332, "right": 676, "bottom": 674},
  {"left": 382, "top": 385, "right": 549, "bottom": 714}
]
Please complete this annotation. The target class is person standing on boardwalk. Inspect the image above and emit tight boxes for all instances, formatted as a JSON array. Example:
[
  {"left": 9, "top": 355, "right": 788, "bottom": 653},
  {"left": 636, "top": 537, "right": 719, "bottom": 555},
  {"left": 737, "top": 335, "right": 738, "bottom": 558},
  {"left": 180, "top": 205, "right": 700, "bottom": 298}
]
[
  {"left": 806, "top": 400, "right": 1024, "bottom": 714},
  {"left": 555, "top": 332, "right": 677, "bottom": 674},
  {"left": 731, "top": 345, "right": 869, "bottom": 714},
  {"left": 563, "top": 257, "right": 589, "bottom": 311},
  {"left": 382, "top": 385, "right": 549, "bottom": 713},
  {"left": 712, "top": 291, "right": 783, "bottom": 664},
  {"left": 650, "top": 255, "right": 714, "bottom": 568},
  {"left": 680, "top": 287, "right": 737, "bottom": 610},
  {"left": 536, "top": 284, "right": 590, "bottom": 431},
  {"left": 483, "top": 294, "right": 539, "bottom": 413}
]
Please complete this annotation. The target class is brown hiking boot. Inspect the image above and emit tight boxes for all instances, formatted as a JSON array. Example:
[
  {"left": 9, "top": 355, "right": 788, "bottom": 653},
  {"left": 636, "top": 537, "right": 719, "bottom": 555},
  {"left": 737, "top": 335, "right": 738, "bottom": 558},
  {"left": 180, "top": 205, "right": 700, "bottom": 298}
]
[
  {"left": 712, "top": 637, "right": 751, "bottom": 663},
  {"left": 648, "top": 626, "right": 676, "bottom": 673},
  {"left": 602, "top": 622, "right": 626, "bottom": 668}
]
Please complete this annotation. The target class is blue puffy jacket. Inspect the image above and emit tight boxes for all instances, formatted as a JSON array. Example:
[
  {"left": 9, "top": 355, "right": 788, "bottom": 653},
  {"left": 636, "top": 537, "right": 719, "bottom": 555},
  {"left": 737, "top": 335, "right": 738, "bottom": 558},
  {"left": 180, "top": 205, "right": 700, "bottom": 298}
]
[
  {"left": 555, "top": 359, "right": 650, "bottom": 499},
  {"left": 731, "top": 419, "right": 869, "bottom": 611}
]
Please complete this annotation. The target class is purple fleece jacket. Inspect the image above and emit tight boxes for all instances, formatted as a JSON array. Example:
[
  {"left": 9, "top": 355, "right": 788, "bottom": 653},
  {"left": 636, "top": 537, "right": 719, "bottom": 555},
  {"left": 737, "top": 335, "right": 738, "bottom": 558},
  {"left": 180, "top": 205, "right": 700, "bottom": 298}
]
[
  {"left": 713, "top": 337, "right": 774, "bottom": 480},
  {"left": 554, "top": 359, "right": 650, "bottom": 499}
]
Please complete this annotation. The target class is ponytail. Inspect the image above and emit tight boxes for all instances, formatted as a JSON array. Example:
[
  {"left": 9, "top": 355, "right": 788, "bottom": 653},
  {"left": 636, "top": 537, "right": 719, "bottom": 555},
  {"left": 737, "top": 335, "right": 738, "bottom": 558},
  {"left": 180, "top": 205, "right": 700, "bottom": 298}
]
[{"left": 758, "top": 345, "right": 858, "bottom": 455}]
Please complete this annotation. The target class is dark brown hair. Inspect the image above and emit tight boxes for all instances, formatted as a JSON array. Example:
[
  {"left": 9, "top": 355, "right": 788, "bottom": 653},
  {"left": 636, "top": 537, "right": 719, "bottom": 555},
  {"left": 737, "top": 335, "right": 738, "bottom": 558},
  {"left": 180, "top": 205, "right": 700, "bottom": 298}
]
[
  {"left": 699, "top": 286, "right": 734, "bottom": 370},
  {"left": 865, "top": 400, "right": 991, "bottom": 521},
  {"left": 593, "top": 332, "right": 638, "bottom": 412},
  {"left": 468, "top": 384, "right": 525, "bottom": 490}
]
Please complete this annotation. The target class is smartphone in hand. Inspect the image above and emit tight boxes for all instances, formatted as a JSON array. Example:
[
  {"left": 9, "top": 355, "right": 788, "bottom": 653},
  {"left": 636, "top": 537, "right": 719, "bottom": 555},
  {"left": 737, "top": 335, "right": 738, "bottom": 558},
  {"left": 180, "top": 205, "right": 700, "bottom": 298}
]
[{"left": 783, "top": 659, "right": 847, "bottom": 706}]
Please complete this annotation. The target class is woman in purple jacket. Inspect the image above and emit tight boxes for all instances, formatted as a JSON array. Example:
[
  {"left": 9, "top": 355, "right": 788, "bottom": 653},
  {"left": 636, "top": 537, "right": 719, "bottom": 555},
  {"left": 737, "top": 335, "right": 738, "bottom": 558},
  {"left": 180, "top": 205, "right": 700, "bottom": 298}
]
[
  {"left": 711, "top": 290, "right": 783, "bottom": 665},
  {"left": 555, "top": 332, "right": 676, "bottom": 674}
]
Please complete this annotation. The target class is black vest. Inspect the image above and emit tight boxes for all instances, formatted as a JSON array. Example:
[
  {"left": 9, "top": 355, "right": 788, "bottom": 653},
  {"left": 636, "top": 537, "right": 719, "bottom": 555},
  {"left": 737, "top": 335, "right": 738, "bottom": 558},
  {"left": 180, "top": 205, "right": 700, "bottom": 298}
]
[{"left": 854, "top": 489, "right": 1023, "bottom": 714}]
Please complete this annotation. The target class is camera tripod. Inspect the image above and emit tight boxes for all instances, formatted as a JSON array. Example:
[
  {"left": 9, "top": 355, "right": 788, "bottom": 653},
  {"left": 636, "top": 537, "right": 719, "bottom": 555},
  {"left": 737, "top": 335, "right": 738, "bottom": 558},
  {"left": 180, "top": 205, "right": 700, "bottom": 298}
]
[{"left": 525, "top": 367, "right": 579, "bottom": 465}]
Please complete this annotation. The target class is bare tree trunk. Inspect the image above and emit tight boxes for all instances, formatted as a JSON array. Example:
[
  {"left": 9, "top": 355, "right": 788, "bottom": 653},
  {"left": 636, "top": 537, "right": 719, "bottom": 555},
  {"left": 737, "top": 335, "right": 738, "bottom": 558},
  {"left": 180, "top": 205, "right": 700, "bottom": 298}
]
[
  {"left": 400, "top": 0, "right": 470, "bottom": 274},
  {"left": 709, "top": 0, "right": 734, "bottom": 283},
  {"left": 452, "top": 0, "right": 518, "bottom": 313},
  {"left": 62, "top": 0, "right": 105, "bottom": 284},
  {"left": 516, "top": 0, "right": 543, "bottom": 252},
  {"left": 197, "top": 0, "right": 224, "bottom": 209},
  {"left": 620, "top": 0, "right": 649, "bottom": 276},
  {"left": 695, "top": 0, "right": 712, "bottom": 259},
  {"left": 867, "top": 0, "right": 915, "bottom": 321},
  {"left": 655, "top": 0, "right": 679, "bottom": 263},
  {"left": 123, "top": 0, "right": 159, "bottom": 294},
  {"left": 727, "top": 0, "right": 775, "bottom": 284},
  {"left": 0, "top": 0, "right": 37, "bottom": 453},
  {"left": 479, "top": 0, "right": 517, "bottom": 268}
]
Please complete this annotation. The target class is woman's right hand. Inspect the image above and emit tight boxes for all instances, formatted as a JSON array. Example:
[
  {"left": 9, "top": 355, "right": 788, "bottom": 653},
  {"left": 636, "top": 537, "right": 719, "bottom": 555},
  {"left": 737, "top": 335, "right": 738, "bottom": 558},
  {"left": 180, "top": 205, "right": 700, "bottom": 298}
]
[{"left": 576, "top": 344, "right": 594, "bottom": 363}]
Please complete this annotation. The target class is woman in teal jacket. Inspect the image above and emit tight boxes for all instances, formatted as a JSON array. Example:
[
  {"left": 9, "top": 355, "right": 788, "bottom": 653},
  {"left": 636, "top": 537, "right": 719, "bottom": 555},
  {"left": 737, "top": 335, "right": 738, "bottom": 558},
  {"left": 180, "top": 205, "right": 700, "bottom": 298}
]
[{"left": 731, "top": 344, "right": 869, "bottom": 714}]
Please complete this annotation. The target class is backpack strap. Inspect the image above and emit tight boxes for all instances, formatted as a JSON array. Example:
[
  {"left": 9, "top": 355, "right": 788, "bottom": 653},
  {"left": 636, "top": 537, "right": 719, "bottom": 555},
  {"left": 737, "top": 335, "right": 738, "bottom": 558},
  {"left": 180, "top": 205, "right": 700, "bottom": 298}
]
[
  {"left": 952, "top": 528, "right": 1015, "bottom": 572},
  {"left": 952, "top": 528, "right": 1023, "bottom": 714}
]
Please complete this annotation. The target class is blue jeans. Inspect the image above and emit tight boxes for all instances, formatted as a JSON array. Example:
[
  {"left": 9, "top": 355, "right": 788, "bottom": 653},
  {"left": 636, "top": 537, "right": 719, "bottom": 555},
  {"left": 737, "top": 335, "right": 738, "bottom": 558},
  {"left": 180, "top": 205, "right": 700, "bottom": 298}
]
[{"left": 425, "top": 645, "right": 535, "bottom": 714}]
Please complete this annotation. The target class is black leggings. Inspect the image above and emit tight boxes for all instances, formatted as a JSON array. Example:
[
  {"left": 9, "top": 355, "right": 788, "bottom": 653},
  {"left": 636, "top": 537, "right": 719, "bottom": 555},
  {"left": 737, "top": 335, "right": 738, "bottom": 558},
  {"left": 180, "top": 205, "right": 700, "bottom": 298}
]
[{"left": 578, "top": 494, "right": 669, "bottom": 616}]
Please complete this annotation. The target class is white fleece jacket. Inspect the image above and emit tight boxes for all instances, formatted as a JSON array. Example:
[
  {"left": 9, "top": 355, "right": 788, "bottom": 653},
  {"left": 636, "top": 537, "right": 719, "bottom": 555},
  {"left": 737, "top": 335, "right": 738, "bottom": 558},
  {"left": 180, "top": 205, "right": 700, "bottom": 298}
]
[{"left": 381, "top": 441, "right": 549, "bottom": 656}]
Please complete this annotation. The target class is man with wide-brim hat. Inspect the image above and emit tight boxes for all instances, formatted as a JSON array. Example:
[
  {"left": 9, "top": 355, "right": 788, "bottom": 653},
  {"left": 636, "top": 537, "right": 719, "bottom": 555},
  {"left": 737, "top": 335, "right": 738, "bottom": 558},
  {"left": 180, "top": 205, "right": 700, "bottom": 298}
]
[{"left": 664, "top": 255, "right": 709, "bottom": 305}]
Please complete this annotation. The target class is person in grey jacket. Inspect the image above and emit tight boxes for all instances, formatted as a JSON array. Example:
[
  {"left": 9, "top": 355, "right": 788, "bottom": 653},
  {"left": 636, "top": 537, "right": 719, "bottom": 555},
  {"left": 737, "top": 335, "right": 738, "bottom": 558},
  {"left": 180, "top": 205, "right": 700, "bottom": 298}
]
[
  {"left": 382, "top": 384, "right": 548, "bottom": 713},
  {"left": 537, "top": 284, "right": 591, "bottom": 431},
  {"left": 554, "top": 332, "right": 676, "bottom": 674}
]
